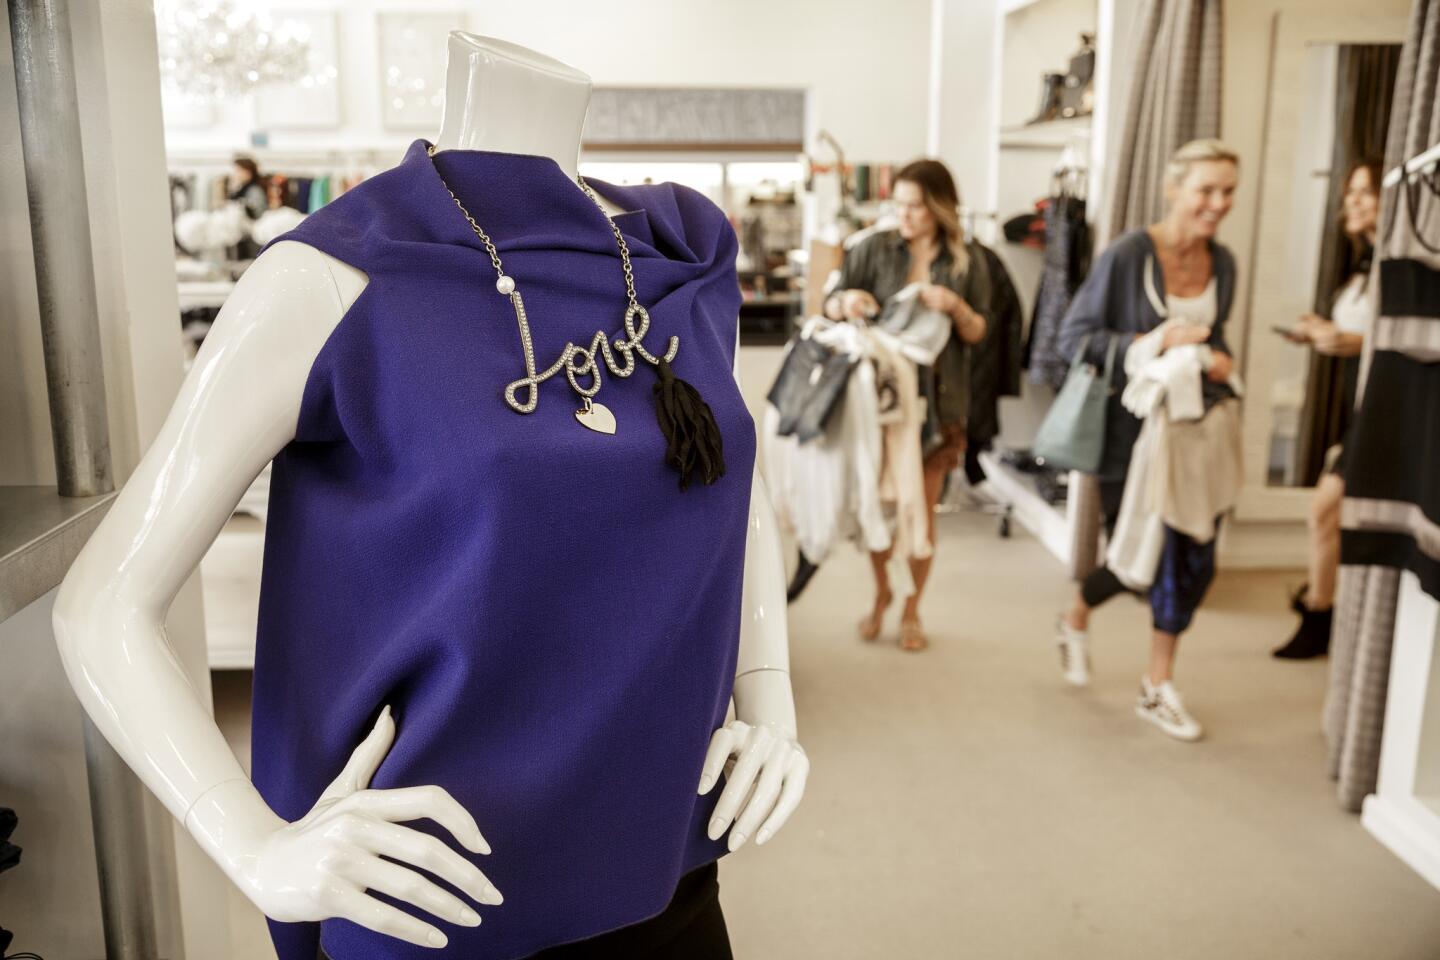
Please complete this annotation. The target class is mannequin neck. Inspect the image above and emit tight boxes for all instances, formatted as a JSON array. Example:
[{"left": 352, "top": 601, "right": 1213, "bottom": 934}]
[{"left": 431, "top": 33, "right": 589, "bottom": 181}]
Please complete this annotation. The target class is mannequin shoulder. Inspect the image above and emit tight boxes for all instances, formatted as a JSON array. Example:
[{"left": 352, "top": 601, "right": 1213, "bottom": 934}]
[
  {"left": 190, "top": 242, "right": 369, "bottom": 437},
  {"left": 242, "top": 239, "right": 369, "bottom": 320},
  {"left": 211, "top": 240, "right": 369, "bottom": 364}
]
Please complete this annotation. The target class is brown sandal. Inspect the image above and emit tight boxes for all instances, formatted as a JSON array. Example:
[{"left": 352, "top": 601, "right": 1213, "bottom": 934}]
[
  {"left": 899, "top": 619, "right": 929, "bottom": 652},
  {"left": 858, "top": 591, "right": 892, "bottom": 642}
]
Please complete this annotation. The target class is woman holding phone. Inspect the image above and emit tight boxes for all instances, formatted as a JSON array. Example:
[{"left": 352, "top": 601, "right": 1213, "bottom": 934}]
[{"left": 1273, "top": 158, "right": 1380, "bottom": 659}]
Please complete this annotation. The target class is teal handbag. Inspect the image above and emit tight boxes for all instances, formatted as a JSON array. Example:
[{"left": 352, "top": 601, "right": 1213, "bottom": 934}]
[{"left": 1032, "top": 333, "right": 1117, "bottom": 474}]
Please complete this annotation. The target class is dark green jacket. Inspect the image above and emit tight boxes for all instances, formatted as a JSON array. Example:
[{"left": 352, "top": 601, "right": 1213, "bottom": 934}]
[{"left": 832, "top": 228, "right": 990, "bottom": 427}]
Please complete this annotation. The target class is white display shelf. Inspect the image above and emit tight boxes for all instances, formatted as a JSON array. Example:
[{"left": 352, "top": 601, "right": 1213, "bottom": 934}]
[
  {"left": 0, "top": 486, "right": 116, "bottom": 624},
  {"left": 998, "top": 115, "right": 1093, "bottom": 150},
  {"left": 1363, "top": 571, "right": 1440, "bottom": 893},
  {"left": 976, "top": 450, "right": 1071, "bottom": 565},
  {"left": 177, "top": 279, "right": 236, "bottom": 312}
]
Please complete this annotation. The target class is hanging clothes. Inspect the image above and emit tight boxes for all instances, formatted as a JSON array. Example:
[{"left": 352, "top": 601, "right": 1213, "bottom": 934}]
[
  {"left": 1026, "top": 189, "right": 1091, "bottom": 388},
  {"left": 967, "top": 242, "right": 1023, "bottom": 457}
]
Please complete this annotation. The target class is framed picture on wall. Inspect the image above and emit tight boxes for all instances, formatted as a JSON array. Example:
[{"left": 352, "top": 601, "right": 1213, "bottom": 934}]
[
  {"left": 376, "top": 11, "right": 461, "bottom": 131},
  {"left": 254, "top": 10, "right": 342, "bottom": 129}
]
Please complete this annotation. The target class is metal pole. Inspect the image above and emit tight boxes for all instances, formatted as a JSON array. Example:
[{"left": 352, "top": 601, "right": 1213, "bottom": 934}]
[
  {"left": 83, "top": 719, "right": 161, "bottom": 960},
  {"left": 8, "top": 2, "right": 158, "bottom": 957},
  {"left": 8, "top": 0, "right": 113, "bottom": 499}
]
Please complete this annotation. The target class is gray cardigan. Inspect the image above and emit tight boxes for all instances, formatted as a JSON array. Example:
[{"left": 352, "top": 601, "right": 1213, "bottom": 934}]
[{"left": 1055, "top": 228, "right": 1237, "bottom": 481}]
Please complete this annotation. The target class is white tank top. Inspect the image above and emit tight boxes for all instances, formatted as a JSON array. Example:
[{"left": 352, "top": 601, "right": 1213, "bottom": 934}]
[
  {"left": 1165, "top": 277, "right": 1218, "bottom": 329},
  {"left": 1331, "top": 273, "right": 1375, "bottom": 335}
]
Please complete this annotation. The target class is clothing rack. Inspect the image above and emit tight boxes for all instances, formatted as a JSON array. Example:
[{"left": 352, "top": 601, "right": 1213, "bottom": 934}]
[{"left": 1382, "top": 139, "right": 1440, "bottom": 187}]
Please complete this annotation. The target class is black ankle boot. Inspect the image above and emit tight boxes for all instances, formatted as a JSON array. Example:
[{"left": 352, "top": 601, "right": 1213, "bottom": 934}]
[
  {"left": 787, "top": 553, "right": 820, "bottom": 603},
  {"left": 1272, "top": 606, "right": 1332, "bottom": 659}
]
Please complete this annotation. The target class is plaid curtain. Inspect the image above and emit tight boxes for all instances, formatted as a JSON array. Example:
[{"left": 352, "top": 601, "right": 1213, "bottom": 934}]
[{"left": 1103, "top": 0, "right": 1224, "bottom": 244}]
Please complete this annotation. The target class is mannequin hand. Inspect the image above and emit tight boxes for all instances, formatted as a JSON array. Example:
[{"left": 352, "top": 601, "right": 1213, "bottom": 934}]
[
  {"left": 841, "top": 289, "right": 880, "bottom": 320},
  {"left": 919, "top": 283, "right": 961, "bottom": 316},
  {"left": 1161, "top": 325, "right": 1209, "bottom": 351},
  {"left": 699, "top": 719, "right": 809, "bottom": 852},
  {"left": 238, "top": 707, "right": 501, "bottom": 949},
  {"left": 1207, "top": 350, "right": 1234, "bottom": 383}
]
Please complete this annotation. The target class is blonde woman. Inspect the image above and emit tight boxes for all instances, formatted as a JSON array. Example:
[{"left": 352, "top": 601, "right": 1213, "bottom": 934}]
[
  {"left": 1053, "top": 140, "right": 1242, "bottom": 741},
  {"left": 824, "top": 159, "right": 988, "bottom": 651}
]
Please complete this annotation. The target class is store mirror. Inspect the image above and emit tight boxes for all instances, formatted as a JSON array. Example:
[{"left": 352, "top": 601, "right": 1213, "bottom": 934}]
[{"left": 1256, "top": 40, "right": 1401, "bottom": 488}]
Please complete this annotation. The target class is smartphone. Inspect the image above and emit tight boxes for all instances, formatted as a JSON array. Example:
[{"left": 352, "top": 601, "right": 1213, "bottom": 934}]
[{"left": 1273, "top": 325, "right": 1301, "bottom": 340}]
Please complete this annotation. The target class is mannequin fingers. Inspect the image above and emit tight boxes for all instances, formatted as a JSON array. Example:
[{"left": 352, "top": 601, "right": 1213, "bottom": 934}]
[
  {"left": 330, "top": 885, "right": 449, "bottom": 949},
  {"left": 358, "top": 819, "right": 502, "bottom": 907},
  {"left": 755, "top": 751, "right": 809, "bottom": 846},
  {"left": 728, "top": 745, "right": 787, "bottom": 851},
  {"left": 321, "top": 706, "right": 395, "bottom": 800},
  {"left": 707, "top": 729, "right": 770, "bottom": 840},
  {"left": 698, "top": 726, "right": 738, "bottom": 795},
  {"left": 340, "top": 785, "right": 490, "bottom": 855},
  {"left": 335, "top": 853, "right": 482, "bottom": 930}
]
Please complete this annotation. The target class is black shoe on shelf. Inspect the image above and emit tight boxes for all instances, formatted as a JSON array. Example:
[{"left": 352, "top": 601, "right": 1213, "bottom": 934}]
[{"left": 1272, "top": 605, "right": 1332, "bottom": 659}]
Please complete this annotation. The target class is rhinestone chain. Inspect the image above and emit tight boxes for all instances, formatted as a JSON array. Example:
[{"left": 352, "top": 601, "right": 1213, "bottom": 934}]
[{"left": 428, "top": 143, "right": 641, "bottom": 314}]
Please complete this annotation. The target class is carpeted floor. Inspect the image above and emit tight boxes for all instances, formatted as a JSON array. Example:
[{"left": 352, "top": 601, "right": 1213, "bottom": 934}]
[
  {"left": 715, "top": 509, "right": 1440, "bottom": 959},
  {"left": 214, "top": 509, "right": 1440, "bottom": 959}
]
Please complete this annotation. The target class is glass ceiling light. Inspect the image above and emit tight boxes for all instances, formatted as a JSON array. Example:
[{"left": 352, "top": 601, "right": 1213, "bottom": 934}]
[{"left": 156, "top": 0, "right": 312, "bottom": 101}]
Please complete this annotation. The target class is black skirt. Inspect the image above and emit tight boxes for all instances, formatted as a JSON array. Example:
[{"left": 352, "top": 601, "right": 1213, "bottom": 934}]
[{"left": 316, "top": 862, "right": 731, "bottom": 960}]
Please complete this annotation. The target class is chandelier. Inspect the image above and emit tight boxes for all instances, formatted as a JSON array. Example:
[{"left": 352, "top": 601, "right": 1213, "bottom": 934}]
[{"left": 156, "top": 0, "right": 312, "bottom": 101}]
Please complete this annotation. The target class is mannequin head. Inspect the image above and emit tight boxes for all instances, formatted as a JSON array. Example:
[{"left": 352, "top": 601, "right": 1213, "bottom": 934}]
[
  {"left": 1161, "top": 139, "right": 1239, "bottom": 242},
  {"left": 894, "top": 158, "right": 968, "bottom": 275},
  {"left": 432, "top": 32, "right": 595, "bottom": 184}
]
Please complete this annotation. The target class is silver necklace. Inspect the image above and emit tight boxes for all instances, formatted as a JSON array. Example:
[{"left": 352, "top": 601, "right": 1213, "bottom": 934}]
[{"left": 427, "top": 144, "right": 678, "bottom": 436}]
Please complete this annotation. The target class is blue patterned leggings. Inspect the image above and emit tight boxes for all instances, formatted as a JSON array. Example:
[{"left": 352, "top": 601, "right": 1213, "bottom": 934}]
[
  {"left": 1148, "top": 524, "right": 1219, "bottom": 634},
  {"left": 1084, "top": 481, "right": 1220, "bottom": 635}
]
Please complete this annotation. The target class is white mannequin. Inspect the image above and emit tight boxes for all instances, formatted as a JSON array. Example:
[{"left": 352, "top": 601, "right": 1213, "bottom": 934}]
[{"left": 52, "top": 33, "right": 807, "bottom": 951}]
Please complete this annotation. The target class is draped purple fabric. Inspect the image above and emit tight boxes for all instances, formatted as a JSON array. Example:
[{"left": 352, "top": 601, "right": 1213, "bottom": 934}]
[{"left": 251, "top": 140, "right": 753, "bottom": 959}]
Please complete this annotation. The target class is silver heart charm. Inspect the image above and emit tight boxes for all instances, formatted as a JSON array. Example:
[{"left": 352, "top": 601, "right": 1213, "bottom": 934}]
[{"left": 575, "top": 399, "right": 617, "bottom": 435}]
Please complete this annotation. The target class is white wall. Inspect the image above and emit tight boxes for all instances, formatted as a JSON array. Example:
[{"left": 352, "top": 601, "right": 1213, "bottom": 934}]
[
  {"left": 165, "top": 0, "right": 934, "bottom": 165},
  {"left": 933, "top": 0, "right": 999, "bottom": 220}
]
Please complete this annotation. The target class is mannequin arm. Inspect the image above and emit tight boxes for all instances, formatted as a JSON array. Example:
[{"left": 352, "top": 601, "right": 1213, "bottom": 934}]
[
  {"left": 696, "top": 338, "right": 810, "bottom": 852},
  {"left": 51, "top": 242, "right": 497, "bottom": 948}
]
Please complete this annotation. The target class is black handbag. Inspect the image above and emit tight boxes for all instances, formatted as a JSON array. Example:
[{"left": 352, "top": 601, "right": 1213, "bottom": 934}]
[{"left": 766, "top": 336, "right": 855, "bottom": 443}]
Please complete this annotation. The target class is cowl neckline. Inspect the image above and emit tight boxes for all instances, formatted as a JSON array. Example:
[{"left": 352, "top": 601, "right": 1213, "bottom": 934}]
[{"left": 410, "top": 138, "right": 701, "bottom": 265}]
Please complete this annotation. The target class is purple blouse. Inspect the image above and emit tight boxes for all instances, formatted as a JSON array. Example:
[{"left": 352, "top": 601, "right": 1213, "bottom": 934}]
[{"left": 251, "top": 140, "right": 754, "bottom": 959}]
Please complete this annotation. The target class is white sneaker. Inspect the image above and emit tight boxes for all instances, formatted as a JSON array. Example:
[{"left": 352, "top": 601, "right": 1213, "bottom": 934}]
[
  {"left": 1054, "top": 617, "right": 1090, "bottom": 686},
  {"left": 1135, "top": 677, "right": 1203, "bottom": 741}
]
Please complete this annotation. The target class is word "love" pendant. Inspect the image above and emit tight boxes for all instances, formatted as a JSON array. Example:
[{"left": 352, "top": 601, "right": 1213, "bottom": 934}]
[{"left": 500, "top": 290, "right": 679, "bottom": 436}]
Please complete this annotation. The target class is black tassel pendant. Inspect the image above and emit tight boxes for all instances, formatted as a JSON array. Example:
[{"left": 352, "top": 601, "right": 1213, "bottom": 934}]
[{"left": 652, "top": 357, "right": 726, "bottom": 489}]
